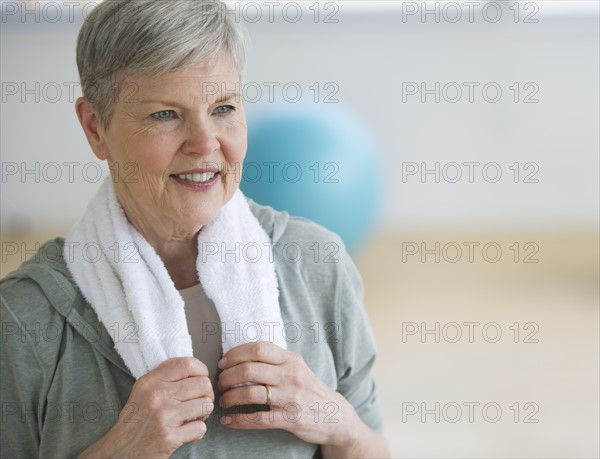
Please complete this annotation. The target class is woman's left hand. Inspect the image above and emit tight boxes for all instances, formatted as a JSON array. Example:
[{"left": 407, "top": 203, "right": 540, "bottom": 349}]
[{"left": 217, "top": 341, "right": 361, "bottom": 447}]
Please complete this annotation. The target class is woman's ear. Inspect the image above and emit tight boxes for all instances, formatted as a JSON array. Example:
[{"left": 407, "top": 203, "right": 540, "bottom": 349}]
[{"left": 75, "top": 97, "right": 110, "bottom": 160}]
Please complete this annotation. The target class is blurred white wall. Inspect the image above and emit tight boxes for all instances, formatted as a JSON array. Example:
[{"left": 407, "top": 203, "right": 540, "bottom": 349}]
[{"left": 1, "top": 1, "right": 598, "bottom": 233}]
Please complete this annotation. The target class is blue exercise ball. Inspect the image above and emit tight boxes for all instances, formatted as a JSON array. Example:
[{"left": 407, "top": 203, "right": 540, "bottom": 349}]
[{"left": 241, "top": 105, "right": 382, "bottom": 252}]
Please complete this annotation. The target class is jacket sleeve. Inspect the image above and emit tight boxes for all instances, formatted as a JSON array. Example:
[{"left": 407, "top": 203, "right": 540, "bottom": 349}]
[
  {"left": 334, "top": 247, "right": 385, "bottom": 433},
  {"left": 1, "top": 276, "right": 63, "bottom": 459}
]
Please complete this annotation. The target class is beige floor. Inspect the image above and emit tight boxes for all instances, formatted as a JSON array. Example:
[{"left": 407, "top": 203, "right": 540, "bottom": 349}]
[
  {"left": 354, "top": 230, "right": 599, "bottom": 458},
  {"left": 2, "top": 229, "right": 599, "bottom": 457}
]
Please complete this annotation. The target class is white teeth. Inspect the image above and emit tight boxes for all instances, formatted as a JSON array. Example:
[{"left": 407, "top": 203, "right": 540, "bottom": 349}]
[{"left": 176, "top": 172, "right": 216, "bottom": 183}]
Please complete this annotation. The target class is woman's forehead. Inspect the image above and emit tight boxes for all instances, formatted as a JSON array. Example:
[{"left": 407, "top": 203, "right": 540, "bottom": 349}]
[{"left": 121, "top": 56, "right": 241, "bottom": 102}]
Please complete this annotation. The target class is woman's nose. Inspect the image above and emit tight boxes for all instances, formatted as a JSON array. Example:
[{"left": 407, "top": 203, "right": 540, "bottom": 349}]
[{"left": 181, "top": 120, "right": 220, "bottom": 156}]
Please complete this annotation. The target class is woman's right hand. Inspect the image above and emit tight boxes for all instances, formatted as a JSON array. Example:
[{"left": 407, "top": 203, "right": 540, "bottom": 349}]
[{"left": 78, "top": 357, "right": 214, "bottom": 459}]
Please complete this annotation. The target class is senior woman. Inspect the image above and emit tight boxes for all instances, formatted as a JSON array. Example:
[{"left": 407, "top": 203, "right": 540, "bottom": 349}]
[{"left": 0, "top": 1, "right": 388, "bottom": 458}]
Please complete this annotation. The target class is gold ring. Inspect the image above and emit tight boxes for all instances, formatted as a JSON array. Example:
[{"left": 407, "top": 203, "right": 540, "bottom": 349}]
[{"left": 264, "top": 384, "right": 272, "bottom": 405}]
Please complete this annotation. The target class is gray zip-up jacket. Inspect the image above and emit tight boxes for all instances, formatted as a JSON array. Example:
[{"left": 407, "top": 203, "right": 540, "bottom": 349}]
[{"left": 1, "top": 201, "right": 383, "bottom": 458}]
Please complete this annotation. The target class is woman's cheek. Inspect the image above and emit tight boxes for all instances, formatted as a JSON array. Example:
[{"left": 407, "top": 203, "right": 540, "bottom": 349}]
[
  {"left": 136, "top": 135, "right": 179, "bottom": 171},
  {"left": 232, "top": 131, "right": 248, "bottom": 163},
  {"left": 134, "top": 174, "right": 168, "bottom": 208}
]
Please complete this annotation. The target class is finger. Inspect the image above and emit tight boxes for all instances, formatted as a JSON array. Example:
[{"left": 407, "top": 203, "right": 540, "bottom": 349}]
[
  {"left": 151, "top": 357, "right": 209, "bottom": 382},
  {"left": 218, "top": 362, "right": 279, "bottom": 392},
  {"left": 219, "top": 383, "right": 275, "bottom": 408},
  {"left": 174, "top": 397, "right": 215, "bottom": 424},
  {"left": 218, "top": 342, "right": 288, "bottom": 370},
  {"left": 176, "top": 419, "right": 207, "bottom": 444},
  {"left": 172, "top": 376, "right": 214, "bottom": 402}
]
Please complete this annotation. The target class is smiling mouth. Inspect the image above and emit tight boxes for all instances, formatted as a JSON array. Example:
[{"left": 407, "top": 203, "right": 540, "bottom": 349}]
[{"left": 172, "top": 171, "right": 218, "bottom": 183}]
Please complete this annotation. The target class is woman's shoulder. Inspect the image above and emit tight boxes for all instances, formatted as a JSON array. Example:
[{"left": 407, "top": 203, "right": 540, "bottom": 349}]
[
  {"left": 247, "top": 197, "right": 345, "bottom": 249},
  {"left": 1, "top": 237, "right": 77, "bottom": 323},
  {"left": 247, "top": 198, "right": 357, "bottom": 295}
]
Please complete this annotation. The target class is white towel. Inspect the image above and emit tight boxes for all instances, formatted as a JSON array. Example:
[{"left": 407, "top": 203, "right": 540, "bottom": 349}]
[{"left": 64, "top": 178, "right": 286, "bottom": 379}]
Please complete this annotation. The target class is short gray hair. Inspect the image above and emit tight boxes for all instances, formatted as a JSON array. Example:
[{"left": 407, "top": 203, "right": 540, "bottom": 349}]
[{"left": 76, "top": 0, "right": 247, "bottom": 127}]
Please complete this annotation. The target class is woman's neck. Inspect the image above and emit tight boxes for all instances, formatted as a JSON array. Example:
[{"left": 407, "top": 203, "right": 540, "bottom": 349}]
[
  {"left": 116, "top": 191, "right": 201, "bottom": 290},
  {"left": 154, "top": 238, "right": 200, "bottom": 290}
]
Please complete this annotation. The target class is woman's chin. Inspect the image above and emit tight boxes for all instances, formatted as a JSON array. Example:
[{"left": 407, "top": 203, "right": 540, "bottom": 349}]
[{"left": 174, "top": 210, "right": 220, "bottom": 234}]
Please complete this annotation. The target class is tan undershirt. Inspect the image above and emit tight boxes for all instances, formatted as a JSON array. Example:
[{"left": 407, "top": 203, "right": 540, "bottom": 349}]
[{"left": 178, "top": 283, "right": 222, "bottom": 388}]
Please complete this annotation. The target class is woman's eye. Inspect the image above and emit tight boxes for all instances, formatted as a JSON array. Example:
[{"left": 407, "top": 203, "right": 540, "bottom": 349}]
[
  {"left": 152, "top": 110, "right": 176, "bottom": 120},
  {"left": 214, "top": 105, "right": 235, "bottom": 115}
]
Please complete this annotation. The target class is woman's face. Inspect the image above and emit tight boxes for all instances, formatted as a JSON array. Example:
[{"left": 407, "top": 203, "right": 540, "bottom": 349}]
[{"left": 96, "top": 54, "right": 247, "bottom": 238}]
